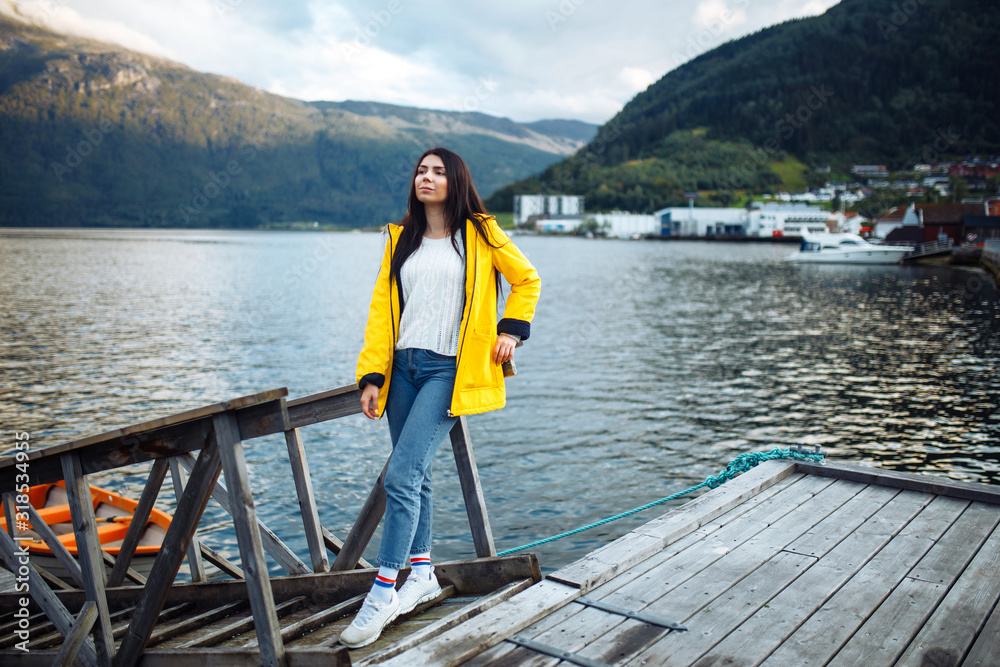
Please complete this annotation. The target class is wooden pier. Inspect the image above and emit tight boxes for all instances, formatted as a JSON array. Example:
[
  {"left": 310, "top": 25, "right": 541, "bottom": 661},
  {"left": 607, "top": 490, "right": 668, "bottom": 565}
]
[
  {"left": 383, "top": 458, "right": 1000, "bottom": 666},
  {"left": 3, "top": 385, "right": 1000, "bottom": 665}
]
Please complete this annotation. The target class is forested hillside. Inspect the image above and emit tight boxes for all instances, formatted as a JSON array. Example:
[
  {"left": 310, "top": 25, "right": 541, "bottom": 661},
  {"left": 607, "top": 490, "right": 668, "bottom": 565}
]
[
  {"left": 0, "top": 12, "right": 593, "bottom": 227},
  {"left": 488, "top": 0, "right": 999, "bottom": 213}
]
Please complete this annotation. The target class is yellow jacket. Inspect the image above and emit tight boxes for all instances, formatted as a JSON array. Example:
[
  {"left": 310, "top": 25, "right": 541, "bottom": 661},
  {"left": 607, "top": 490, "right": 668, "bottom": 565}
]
[{"left": 357, "top": 216, "right": 541, "bottom": 417}]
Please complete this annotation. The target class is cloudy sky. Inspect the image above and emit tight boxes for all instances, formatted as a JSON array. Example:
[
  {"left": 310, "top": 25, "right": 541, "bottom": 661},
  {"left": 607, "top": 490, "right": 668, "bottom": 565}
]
[{"left": 8, "top": 0, "right": 839, "bottom": 124}]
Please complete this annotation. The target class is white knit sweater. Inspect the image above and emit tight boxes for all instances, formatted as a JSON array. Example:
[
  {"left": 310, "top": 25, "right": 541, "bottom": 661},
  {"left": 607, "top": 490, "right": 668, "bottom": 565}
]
[{"left": 396, "top": 236, "right": 465, "bottom": 356}]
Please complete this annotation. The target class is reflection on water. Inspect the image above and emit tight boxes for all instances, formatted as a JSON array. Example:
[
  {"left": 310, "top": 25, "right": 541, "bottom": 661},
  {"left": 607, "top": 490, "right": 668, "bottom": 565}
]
[{"left": 1, "top": 229, "right": 998, "bottom": 572}]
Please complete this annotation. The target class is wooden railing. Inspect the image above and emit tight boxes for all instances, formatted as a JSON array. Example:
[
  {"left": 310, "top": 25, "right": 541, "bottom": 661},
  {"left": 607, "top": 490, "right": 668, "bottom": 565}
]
[{"left": 0, "top": 383, "right": 497, "bottom": 666}]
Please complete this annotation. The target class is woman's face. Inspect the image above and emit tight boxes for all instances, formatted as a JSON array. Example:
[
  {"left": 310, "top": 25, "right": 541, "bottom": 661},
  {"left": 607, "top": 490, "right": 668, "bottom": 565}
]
[{"left": 414, "top": 154, "right": 448, "bottom": 207}]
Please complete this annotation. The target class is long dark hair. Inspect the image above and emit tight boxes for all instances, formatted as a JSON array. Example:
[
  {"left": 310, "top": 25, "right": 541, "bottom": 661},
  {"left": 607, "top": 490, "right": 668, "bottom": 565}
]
[{"left": 390, "top": 147, "right": 503, "bottom": 284}]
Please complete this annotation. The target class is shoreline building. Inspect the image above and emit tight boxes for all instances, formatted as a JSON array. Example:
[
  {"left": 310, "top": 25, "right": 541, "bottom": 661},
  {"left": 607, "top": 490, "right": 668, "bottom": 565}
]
[
  {"left": 654, "top": 203, "right": 831, "bottom": 238},
  {"left": 514, "top": 194, "right": 584, "bottom": 230}
]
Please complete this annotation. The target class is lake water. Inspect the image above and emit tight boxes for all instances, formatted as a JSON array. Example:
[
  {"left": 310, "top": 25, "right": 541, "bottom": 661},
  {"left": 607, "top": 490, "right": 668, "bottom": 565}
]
[{"left": 2, "top": 228, "right": 999, "bottom": 574}]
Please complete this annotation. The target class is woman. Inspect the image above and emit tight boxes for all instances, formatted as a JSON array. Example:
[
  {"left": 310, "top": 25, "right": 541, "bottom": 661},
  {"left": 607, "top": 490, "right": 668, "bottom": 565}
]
[{"left": 340, "top": 148, "right": 541, "bottom": 648}]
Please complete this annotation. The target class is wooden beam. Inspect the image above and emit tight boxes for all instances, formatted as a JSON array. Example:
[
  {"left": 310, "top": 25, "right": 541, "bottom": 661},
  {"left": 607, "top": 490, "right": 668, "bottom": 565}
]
[
  {"left": 176, "top": 452, "right": 310, "bottom": 576},
  {"left": 449, "top": 417, "right": 496, "bottom": 558},
  {"left": 100, "top": 549, "right": 145, "bottom": 586},
  {"left": 0, "top": 390, "right": 289, "bottom": 488},
  {"left": 284, "top": 428, "right": 329, "bottom": 572},
  {"left": 34, "top": 562, "right": 75, "bottom": 591},
  {"left": 331, "top": 458, "right": 389, "bottom": 571},
  {"left": 285, "top": 384, "right": 361, "bottom": 429},
  {"left": 116, "top": 436, "right": 224, "bottom": 667},
  {"left": 0, "top": 526, "right": 99, "bottom": 666},
  {"left": 169, "top": 457, "right": 206, "bottom": 582},
  {"left": 199, "top": 543, "right": 244, "bottom": 579},
  {"left": 180, "top": 596, "right": 307, "bottom": 648},
  {"left": 51, "top": 600, "right": 97, "bottom": 667},
  {"left": 321, "top": 526, "right": 373, "bottom": 569},
  {"left": 796, "top": 461, "right": 1000, "bottom": 504},
  {"left": 21, "top": 501, "right": 85, "bottom": 589},
  {"left": 61, "top": 451, "right": 115, "bottom": 665},
  {"left": 214, "top": 411, "right": 286, "bottom": 667},
  {"left": 108, "top": 458, "right": 168, "bottom": 587},
  {"left": 2, "top": 492, "right": 17, "bottom": 538}
]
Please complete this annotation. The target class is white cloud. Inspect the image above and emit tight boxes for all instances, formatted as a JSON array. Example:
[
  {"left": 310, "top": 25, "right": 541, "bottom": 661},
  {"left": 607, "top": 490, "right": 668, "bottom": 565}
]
[{"left": 693, "top": 0, "right": 749, "bottom": 32}]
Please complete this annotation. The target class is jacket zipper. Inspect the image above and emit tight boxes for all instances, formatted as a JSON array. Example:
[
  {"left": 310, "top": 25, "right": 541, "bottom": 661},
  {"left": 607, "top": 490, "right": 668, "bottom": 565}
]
[{"left": 448, "top": 222, "right": 475, "bottom": 418}]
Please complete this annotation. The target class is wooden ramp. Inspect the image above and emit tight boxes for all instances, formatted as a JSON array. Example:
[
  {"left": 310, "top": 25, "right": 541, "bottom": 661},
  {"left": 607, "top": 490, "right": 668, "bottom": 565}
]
[
  {"left": 383, "top": 459, "right": 1000, "bottom": 666},
  {"left": 0, "top": 384, "right": 529, "bottom": 665}
]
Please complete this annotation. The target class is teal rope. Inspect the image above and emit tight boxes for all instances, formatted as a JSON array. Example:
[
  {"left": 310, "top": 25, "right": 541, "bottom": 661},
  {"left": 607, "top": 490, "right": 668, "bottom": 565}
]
[{"left": 496, "top": 447, "right": 824, "bottom": 557}]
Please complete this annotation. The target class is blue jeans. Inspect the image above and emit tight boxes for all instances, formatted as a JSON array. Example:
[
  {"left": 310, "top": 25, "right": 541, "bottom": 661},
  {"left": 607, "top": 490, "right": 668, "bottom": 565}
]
[{"left": 378, "top": 348, "right": 458, "bottom": 569}]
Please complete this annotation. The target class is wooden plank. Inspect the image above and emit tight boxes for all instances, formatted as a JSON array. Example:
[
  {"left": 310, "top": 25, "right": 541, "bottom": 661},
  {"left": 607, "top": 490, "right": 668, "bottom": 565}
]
[
  {"left": 147, "top": 600, "right": 247, "bottom": 648},
  {"left": 464, "top": 473, "right": 811, "bottom": 667},
  {"left": 763, "top": 493, "right": 968, "bottom": 666},
  {"left": 358, "top": 579, "right": 534, "bottom": 666},
  {"left": 169, "top": 456, "right": 207, "bottom": 582},
  {"left": 51, "top": 600, "right": 97, "bottom": 667},
  {"left": 21, "top": 501, "right": 85, "bottom": 588},
  {"left": 530, "top": 474, "right": 858, "bottom": 667},
  {"left": 179, "top": 596, "right": 307, "bottom": 648},
  {"left": 0, "top": 391, "right": 289, "bottom": 488},
  {"left": 177, "top": 452, "right": 310, "bottom": 576},
  {"left": 137, "top": 646, "right": 351, "bottom": 667},
  {"left": 691, "top": 484, "right": 906, "bottom": 664},
  {"left": 279, "top": 593, "right": 366, "bottom": 646},
  {"left": 33, "top": 562, "right": 75, "bottom": 591},
  {"left": 213, "top": 411, "right": 286, "bottom": 667},
  {"left": 108, "top": 458, "right": 169, "bottom": 587},
  {"left": 116, "top": 436, "right": 224, "bottom": 666},
  {"left": 964, "top": 588, "right": 1000, "bottom": 666},
  {"left": 0, "top": 526, "right": 99, "bottom": 666},
  {"left": 322, "top": 525, "right": 373, "bottom": 569},
  {"left": 796, "top": 460, "right": 1000, "bottom": 505},
  {"left": 285, "top": 385, "right": 361, "bottom": 429},
  {"left": 331, "top": 458, "right": 389, "bottom": 571},
  {"left": 548, "top": 460, "right": 799, "bottom": 591},
  {"left": 2, "top": 492, "right": 17, "bottom": 538},
  {"left": 874, "top": 503, "right": 1000, "bottom": 666},
  {"left": 449, "top": 417, "right": 496, "bottom": 558},
  {"left": 378, "top": 579, "right": 582, "bottom": 667},
  {"left": 60, "top": 451, "right": 115, "bottom": 664},
  {"left": 284, "top": 428, "right": 329, "bottom": 573},
  {"left": 200, "top": 543, "right": 245, "bottom": 579}
]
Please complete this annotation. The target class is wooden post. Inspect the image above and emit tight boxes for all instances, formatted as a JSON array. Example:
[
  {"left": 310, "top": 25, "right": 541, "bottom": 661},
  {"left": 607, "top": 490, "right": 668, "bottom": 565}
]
[
  {"left": 214, "top": 411, "right": 286, "bottom": 667},
  {"left": 322, "top": 525, "right": 373, "bottom": 569},
  {"left": 0, "top": 524, "right": 99, "bottom": 666},
  {"left": 168, "top": 457, "right": 206, "bottom": 582},
  {"left": 450, "top": 417, "right": 497, "bottom": 557},
  {"left": 61, "top": 451, "right": 116, "bottom": 665},
  {"left": 284, "top": 427, "right": 329, "bottom": 572},
  {"left": 116, "top": 437, "right": 223, "bottom": 666},
  {"left": 108, "top": 458, "right": 168, "bottom": 587},
  {"left": 52, "top": 600, "right": 98, "bottom": 667},
  {"left": 332, "top": 458, "right": 389, "bottom": 571},
  {"left": 2, "top": 492, "right": 17, "bottom": 537}
]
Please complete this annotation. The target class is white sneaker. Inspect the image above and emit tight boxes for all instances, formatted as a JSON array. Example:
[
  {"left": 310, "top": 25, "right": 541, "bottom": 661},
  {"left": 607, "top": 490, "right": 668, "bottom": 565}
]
[
  {"left": 397, "top": 569, "right": 442, "bottom": 614},
  {"left": 339, "top": 589, "right": 401, "bottom": 648}
]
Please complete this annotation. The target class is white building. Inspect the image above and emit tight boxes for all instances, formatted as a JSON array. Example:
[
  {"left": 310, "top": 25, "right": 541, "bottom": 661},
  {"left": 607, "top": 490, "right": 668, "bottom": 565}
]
[
  {"left": 654, "top": 206, "right": 748, "bottom": 237},
  {"left": 748, "top": 204, "right": 829, "bottom": 237},
  {"left": 590, "top": 212, "right": 659, "bottom": 238},
  {"left": 514, "top": 194, "right": 584, "bottom": 226}
]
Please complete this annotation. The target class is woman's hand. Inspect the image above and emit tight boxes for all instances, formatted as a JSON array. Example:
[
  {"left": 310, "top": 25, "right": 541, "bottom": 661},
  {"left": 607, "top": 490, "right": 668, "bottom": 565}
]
[
  {"left": 360, "top": 383, "right": 380, "bottom": 420},
  {"left": 493, "top": 334, "right": 517, "bottom": 365}
]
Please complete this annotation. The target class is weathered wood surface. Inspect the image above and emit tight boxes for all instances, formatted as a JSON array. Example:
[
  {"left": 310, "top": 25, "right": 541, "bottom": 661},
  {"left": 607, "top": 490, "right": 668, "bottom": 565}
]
[
  {"left": 449, "top": 417, "right": 496, "bottom": 558},
  {"left": 51, "top": 600, "right": 97, "bottom": 667},
  {"left": 0, "top": 389, "right": 289, "bottom": 488},
  {"left": 796, "top": 460, "right": 1000, "bottom": 504},
  {"left": 285, "top": 384, "right": 361, "bottom": 429},
  {"left": 422, "top": 463, "right": 1000, "bottom": 667},
  {"left": 283, "top": 427, "right": 329, "bottom": 573},
  {"left": 169, "top": 456, "right": 206, "bottom": 582},
  {"left": 21, "top": 499, "right": 85, "bottom": 588},
  {"left": 61, "top": 451, "right": 115, "bottom": 664},
  {"left": 213, "top": 411, "right": 285, "bottom": 667}
]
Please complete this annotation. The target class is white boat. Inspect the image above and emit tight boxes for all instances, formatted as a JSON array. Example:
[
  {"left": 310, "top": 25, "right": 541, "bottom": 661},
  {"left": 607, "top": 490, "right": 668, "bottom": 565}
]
[{"left": 787, "top": 233, "right": 913, "bottom": 264}]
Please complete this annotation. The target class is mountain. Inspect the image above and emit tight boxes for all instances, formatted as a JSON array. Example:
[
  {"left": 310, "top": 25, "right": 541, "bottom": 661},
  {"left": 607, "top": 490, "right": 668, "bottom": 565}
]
[
  {"left": 0, "top": 8, "right": 595, "bottom": 228},
  {"left": 487, "top": 0, "right": 1000, "bottom": 213}
]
